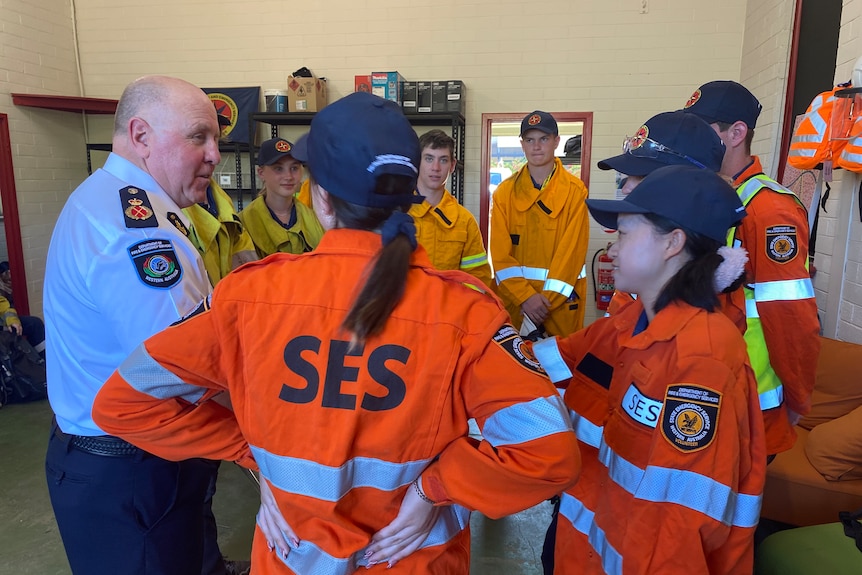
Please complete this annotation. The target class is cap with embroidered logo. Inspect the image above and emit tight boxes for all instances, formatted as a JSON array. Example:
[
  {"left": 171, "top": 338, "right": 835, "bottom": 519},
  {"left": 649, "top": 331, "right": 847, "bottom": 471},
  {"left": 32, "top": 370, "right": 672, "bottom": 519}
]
[
  {"left": 586, "top": 164, "right": 746, "bottom": 243},
  {"left": 520, "top": 111, "right": 558, "bottom": 137},
  {"left": 290, "top": 92, "right": 421, "bottom": 209},
  {"left": 257, "top": 138, "right": 296, "bottom": 166},
  {"left": 598, "top": 111, "right": 725, "bottom": 176},
  {"left": 682, "top": 80, "right": 762, "bottom": 130}
]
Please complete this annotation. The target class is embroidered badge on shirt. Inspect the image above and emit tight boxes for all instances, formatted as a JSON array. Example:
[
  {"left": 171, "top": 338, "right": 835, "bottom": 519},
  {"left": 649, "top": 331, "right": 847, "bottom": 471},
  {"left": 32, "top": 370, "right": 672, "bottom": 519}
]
[
  {"left": 120, "top": 186, "right": 158, "bottom": 228},
  {"left": 661, "top": 384, "right": 721, "bottom": 453},
  {"left": 766, "top": 225, "right": 798, "bottom": 263},
  {"left": 128, "top": 239, "right": 183, "bottom": 289},
  {"left": 492, "top": 324, "right": 546, "bottom": 376}
]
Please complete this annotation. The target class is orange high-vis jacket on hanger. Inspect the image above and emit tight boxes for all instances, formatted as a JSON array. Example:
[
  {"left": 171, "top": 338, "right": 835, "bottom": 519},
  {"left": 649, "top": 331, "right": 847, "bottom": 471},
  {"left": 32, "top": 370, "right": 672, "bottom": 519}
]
[{"left": 93, "top": 229, "right": 580, "bottom": 575}]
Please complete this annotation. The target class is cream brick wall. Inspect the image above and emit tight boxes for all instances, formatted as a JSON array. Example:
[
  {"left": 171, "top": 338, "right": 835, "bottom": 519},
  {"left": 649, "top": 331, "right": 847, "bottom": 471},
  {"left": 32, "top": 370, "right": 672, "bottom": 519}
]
[
  {"left": 0, "top": 0, "right": 87, "bottom": 316},
  {"left": 73, "top": 0, "right": 748, "bottom": 325},
  {"left": 739, "top": 0, "right": 795, "bottom": 176}
]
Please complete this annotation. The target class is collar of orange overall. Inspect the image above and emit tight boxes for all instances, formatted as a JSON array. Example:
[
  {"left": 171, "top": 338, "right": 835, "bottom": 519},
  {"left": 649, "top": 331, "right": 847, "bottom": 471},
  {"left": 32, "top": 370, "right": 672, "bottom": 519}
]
[
  {"left": 732, "top": 156, "right": 763, "bottom": 187},
  {"left": 611, "top": 299, "right": 703, "bottom": 349}
]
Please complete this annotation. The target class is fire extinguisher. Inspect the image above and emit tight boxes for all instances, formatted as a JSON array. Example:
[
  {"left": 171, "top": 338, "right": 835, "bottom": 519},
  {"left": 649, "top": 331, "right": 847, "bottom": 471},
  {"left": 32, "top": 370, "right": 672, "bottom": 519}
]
[{"left": 592, "top": 243, "right": 615, "bottom": 311}]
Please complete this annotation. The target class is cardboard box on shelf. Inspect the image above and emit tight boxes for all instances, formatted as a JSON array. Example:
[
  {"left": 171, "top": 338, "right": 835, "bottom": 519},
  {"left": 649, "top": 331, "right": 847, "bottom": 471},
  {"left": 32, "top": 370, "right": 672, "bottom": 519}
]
[
  {"left": 354, "top": 75, "right": 372, "bottom": 93},
  {"left": 446, "top": 80, "right": 465, "bottom": 113},
  {"left": 417, "top": 81, "right": 433, "bottom": 113},
  {"left": 431, "top": 81, "right": 448, "bottom": 112},
  {"left": 401, "top": 81, "right": 418, "bottom": 113},
  {"left": 371, "top": 71, "right": 405, "bottom": 104},
  {"left": 287, "top": 74, "right": 327, "bottom": 112}
]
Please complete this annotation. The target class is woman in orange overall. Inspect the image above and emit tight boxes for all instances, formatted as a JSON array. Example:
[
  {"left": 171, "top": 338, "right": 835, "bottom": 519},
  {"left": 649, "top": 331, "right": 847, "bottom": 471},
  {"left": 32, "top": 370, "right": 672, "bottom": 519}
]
[
  {"left": 92, "top": 92, "right": 580, "bottom": 575},
  {"left": 533, "top": 165, "right": 766, "bottom": 574}
]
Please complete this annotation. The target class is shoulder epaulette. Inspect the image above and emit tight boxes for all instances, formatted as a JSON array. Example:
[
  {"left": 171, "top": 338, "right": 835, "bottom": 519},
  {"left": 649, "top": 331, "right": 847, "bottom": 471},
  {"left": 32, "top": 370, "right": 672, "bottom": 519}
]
[{"left": 120, "top": 186, "right": 158, "bottom": 228}]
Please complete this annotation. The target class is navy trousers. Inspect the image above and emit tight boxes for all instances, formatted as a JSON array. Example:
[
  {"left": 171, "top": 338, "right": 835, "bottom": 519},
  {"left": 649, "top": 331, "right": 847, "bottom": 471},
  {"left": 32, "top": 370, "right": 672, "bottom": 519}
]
[{"left": 46, "top": 422, "right": 219, "bottom": 575}]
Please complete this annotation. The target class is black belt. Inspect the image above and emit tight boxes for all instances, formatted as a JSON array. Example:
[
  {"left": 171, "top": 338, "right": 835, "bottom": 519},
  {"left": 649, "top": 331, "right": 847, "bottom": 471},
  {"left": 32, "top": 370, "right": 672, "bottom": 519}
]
[{"left": 53, "top": 425, "right": 140, "bottom": 457}]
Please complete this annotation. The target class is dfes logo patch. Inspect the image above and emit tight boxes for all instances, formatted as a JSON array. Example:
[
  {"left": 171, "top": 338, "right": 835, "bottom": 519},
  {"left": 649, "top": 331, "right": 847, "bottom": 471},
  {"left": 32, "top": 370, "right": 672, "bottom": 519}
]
[
  {"left": 208, "top": 93, "right": 238, "bottom": 138},
  {"left": 528, "top": 114, "right": 542, "bottom": 126},
  {"left": 766, "top": 225, "right": 798, "bottom": 263},
  {"left": 684, "top": 89, "right": 702, "bottom": 109},
  {"left": 492, "top": 325, "right": 546, "bottom": 376},
  {"left": 630, "top": 125, "right": 649, "bottom": 151},
  {"left": 661, "top": 384, "right": 721, "bottom": 453}
]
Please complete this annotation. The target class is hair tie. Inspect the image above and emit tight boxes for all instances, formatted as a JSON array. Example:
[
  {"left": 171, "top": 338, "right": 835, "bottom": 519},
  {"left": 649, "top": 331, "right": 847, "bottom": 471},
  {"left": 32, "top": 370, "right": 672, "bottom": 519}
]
[
  {"left": 714, "top": 245, "right": 748, "bottom": 292},
  {"left": 380, "top": 211, "right": 418, "bottom": 251}
]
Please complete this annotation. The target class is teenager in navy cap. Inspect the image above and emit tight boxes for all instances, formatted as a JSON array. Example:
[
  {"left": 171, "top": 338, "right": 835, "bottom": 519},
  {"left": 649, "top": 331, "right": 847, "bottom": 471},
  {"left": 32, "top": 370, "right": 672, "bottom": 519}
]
[
  {"left": 684, "top": 80, "right": 820, "bottom": 458},
  {"left": 490, "top": 110, "right": 590, "bottom": 339},
  {"left": 531, "top": 164, "right": 766, "bottom": 575},
  {"left": 92, "top": 92, "right": 580, "bottom": 574}
]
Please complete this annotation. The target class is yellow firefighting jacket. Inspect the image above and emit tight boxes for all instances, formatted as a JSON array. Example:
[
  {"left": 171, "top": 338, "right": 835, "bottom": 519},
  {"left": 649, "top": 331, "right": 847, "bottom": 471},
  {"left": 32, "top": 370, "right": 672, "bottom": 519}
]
[
  {"left": 408, "top": 191, "right": 493, "bottom": 290},
  {"left": 239, "top": 195, "right": 325, "bottom": 257}
]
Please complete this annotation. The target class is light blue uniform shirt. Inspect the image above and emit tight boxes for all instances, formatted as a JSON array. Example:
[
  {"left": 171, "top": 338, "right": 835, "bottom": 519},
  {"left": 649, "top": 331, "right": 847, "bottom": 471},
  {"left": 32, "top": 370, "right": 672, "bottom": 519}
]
[{"left": 44, "top": 153, "right": 212, "bottom": 436}]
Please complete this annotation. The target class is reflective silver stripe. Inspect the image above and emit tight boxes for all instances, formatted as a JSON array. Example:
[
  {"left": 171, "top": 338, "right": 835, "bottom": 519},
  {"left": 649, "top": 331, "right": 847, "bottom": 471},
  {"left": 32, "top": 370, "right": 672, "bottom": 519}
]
[
  {"left": 571, "top": 410, "right": 603, "bottom": 449},
  {"left": 494, "top": 266, "right": 549, "bottom": 283},
  {"left": 745, "top": 299, "right": 759, "bottom": 319},
  {"left": 841, "top": 150, "right": 862, "bottom": 164},
  {"left": 251, "top": 446, "right": 432, "bottom": 502},
  {"left": 597, "top": 441, "right": 762, "bottom": 528},
  {"left": 790, "top": 134, "right": 822, "bottom": 144},
  {"left": 533, "top": 337, "right": 573, "bottom": 383},
  {"left": 759, "top": 385, "right": 784, "bottom": 411},
  {"left": 753, "top": 278, "right": 815, "bottom": 302},
  {"left": 543, "top": 278, "right": 575, "bottom": 298},
  {"left": 268, "top": 504, "right": 471, "bottom": 575},
  {"left": 578, "top": 264, "right": 587, "bottom": 280},
  {"left": 482, "top": 395, "right": 574, "bottom": 446},
  {"left": 494, "top": 266, "right": 522, "bottom": 283},
  {"left": 117, "top": 344, "right": 206, "bottom": 404},
  {"left": 523, "top": 266, "right": 549, "bottom": 281},
  {"left": 788, "top": 148, "right": 816, "bottom": 158},
  {"left": 559, "top": 493, "right": 623, "bottom": 575}
]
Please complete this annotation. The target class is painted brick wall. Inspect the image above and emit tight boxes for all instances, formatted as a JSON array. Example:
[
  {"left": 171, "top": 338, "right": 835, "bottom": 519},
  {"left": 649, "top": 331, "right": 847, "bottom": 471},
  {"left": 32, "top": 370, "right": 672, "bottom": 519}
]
[
  {"left": 72, "top": 0, "right": 748, "bottom": 325},
  {"left": 0, "top": 0, "right": 87, "bottom": 315}
]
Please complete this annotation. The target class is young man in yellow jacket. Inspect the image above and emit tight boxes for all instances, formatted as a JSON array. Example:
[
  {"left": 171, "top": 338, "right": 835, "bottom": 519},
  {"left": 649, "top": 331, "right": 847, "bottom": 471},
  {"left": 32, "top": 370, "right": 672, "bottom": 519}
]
[
  {"left": 490, "top": 111, "right": 590, "bottom": 337},
  {"left": 409, "top": 129, "right": 493, "bottom": 290}
]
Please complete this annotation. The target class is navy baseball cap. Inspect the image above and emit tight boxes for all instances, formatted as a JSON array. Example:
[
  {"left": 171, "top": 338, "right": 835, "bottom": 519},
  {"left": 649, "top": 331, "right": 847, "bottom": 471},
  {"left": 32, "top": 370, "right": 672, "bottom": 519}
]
[
  {"left": 683, "top": 81, "right": 762, "bottom": 129},
  {"left": 521, "top": 111, "right": 558, "bottom": 136},
  {"left": 291, "top": 92, "right": 421, "bottom": 209},
  {"left": 257, "top": 138, "right": 296, "bottom": 166},
  {"left": 597, "top": 111, "right": 725, "bottom": 176},
  {"left": 586, "top": 165, "right": 746, "bottom": 243}
]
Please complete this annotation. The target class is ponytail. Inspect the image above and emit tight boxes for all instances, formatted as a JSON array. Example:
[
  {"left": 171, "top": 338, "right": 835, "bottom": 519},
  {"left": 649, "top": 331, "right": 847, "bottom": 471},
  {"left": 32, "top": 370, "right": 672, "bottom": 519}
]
[{"left": 326, "top": 174, "right": 416, "bottom": 344}]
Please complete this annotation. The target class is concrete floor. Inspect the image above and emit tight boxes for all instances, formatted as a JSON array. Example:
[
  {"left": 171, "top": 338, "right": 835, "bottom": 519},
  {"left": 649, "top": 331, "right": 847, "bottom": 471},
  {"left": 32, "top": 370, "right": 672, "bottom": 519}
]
[{"left": 1, "top": 400, "right": 551, "bottom": 574}]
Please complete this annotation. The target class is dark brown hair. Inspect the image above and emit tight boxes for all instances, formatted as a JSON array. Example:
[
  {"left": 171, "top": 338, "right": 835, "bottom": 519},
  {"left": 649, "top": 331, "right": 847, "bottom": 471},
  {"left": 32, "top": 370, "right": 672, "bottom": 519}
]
[
  {"left": 418, "top": 129, "right": 455, "bottom": 159},
  {"left": 327, "top": 174, "right": 416, "bottom": 344}
]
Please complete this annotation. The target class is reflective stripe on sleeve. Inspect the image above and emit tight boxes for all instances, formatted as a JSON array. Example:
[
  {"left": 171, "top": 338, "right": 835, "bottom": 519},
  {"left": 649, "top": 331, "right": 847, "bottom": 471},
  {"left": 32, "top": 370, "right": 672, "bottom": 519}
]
[
  {"left": 753, "top": 278, "right": 815, "bottom": 302},
  {"left": 543, "top": 278, "right": 575, "bottom": 298},
  {"left": 571, "top": 410, "right": 603, "bottom": 449},
  {"left": 460, "top": 252, "right": 488, "bottom": 270},
  {"left": 268, "top": 501, "right": 471, "bottom": 574},
  {"left": 533, "top": 337, "right": 574, "bottom": 383},
  {"left": 758, "top": 385, "right": 784, "bottom": 411},
  {"left": 494, "top": 266, "right": 549, "bottom": 284},
  {"left": 481, "top": 395, "right": 573, "bottom": 447},
  {"left": 117, "top": 344, "right": 207, "bottom": 404},
  {"left": 578, "top": 264, "right": 587, "bottom": 280},
  {"left": 559, "top": 493, "right": 623, "bottom": 575},
  {"left": 597, "top": 441, "right": 762, "bottom": 528},
  {"left": 250, "top": 446, "right": 432, "bottom": 502}
]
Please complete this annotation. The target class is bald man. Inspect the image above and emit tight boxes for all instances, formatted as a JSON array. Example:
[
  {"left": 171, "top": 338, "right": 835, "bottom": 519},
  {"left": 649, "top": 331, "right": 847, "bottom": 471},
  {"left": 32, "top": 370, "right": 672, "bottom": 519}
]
[{"left": 44, "top": 76, "right": 226, "bottom": 575}]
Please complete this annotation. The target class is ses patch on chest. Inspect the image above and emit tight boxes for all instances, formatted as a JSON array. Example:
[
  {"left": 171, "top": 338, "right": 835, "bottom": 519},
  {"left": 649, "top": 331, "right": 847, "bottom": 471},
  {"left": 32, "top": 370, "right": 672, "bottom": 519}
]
[
  {"left": 621, "top": 383, "right": 663, "bottom": 428},
  {"left": 492, "top": 324, "right": 546, "bottom": 375}
]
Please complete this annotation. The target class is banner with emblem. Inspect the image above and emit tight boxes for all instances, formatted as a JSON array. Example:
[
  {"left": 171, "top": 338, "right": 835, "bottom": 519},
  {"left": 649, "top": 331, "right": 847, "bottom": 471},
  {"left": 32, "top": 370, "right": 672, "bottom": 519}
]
[{"left": 203, "top": 87, "right": 261, "bottom": 145}]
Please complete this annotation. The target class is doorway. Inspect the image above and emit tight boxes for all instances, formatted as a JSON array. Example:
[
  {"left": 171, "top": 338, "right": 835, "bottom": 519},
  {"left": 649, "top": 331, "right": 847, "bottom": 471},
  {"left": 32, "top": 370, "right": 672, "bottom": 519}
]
[{"left": 479, "top": 112, "right": 593, "bottom": 244}]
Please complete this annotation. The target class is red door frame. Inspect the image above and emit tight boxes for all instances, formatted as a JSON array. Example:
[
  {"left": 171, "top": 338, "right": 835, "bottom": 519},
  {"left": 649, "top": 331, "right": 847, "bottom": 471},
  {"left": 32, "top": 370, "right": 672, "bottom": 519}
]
[
  {"left": 0, "top": 113, "right": 30, "bottom": 314},
  {"left": 776, "top": 0, "right": 804, "bottom": 183}
]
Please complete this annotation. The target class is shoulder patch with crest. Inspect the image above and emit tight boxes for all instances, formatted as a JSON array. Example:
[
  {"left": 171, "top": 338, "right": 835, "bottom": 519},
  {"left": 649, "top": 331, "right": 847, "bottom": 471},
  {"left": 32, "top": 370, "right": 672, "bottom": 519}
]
[
  {"left": 120, "top": 186, "right": 158, "bottom": 228},
  {"left": 492, "top": 324, "right": 546, "bottom": 376},
  {"left": 128, "top": 239, "right": 183, "bottom": 289},
  {"left": 765, "top": 225, "right": 798, "bottom": 263},
  {"left": 661, "top": 384, "right": 721, "bottom": 453}
]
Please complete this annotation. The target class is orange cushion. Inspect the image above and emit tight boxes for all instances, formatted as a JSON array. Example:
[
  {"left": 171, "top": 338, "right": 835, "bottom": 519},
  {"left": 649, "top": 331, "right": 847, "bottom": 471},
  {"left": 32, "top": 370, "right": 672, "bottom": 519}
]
[
  {"left": 805, "top": 403, "right": 862, "bottom": 481},
  {"left": 799, "top": 337, "right": 862, "bottom": 430}
]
